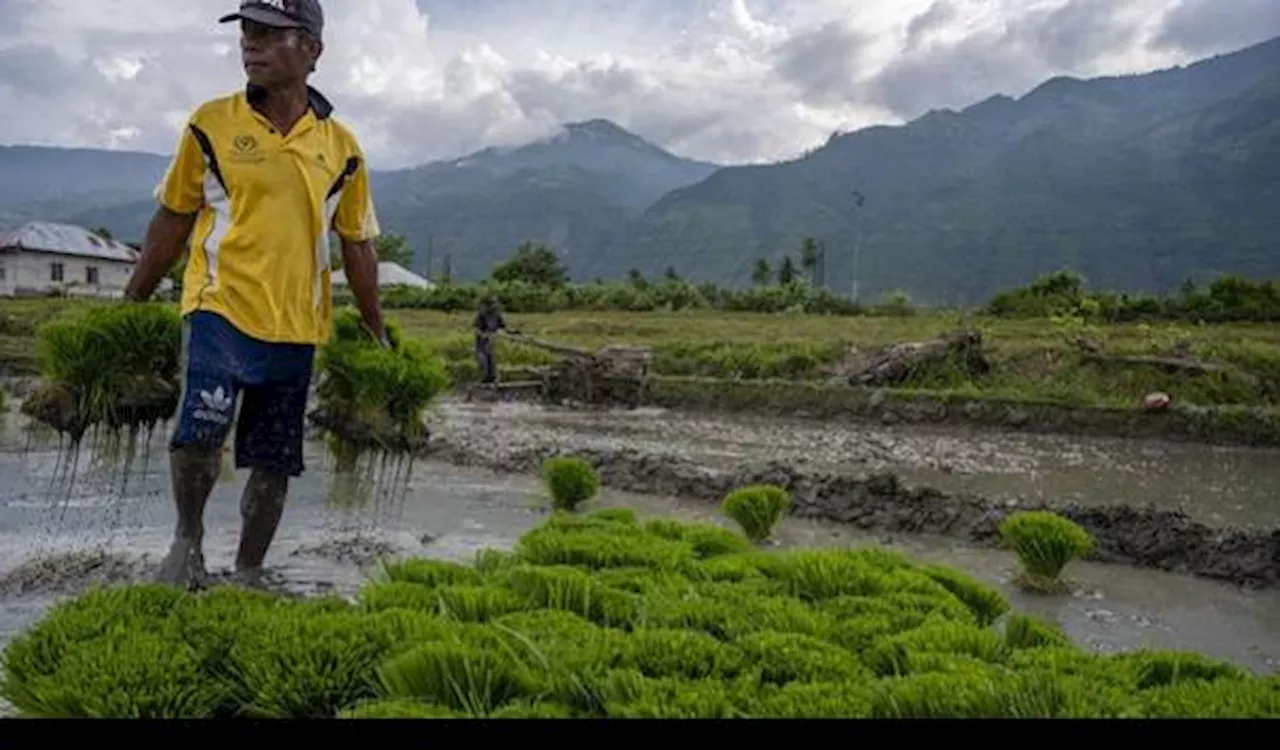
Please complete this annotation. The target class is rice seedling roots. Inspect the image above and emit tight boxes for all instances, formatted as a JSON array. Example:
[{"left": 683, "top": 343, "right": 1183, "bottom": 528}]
[
  {"left": 306, "top": 404, "right": 433, "bottom": 459},
  {"left": 21, "top": 377, "right": 178, "bottom": 442}
]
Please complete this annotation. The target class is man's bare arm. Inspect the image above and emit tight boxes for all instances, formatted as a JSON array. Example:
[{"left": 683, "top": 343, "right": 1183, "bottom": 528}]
[
  {"left": 339, "top": 236, "right": 387, "bottom": 344},
  {"left": 124, "top": 206, "right": 197, "bottom": 301}
]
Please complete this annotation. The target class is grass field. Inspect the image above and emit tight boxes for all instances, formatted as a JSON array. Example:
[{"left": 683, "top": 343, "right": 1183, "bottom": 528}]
[{"left": 4, "top": 298, "right": 1280, "bottom": 411}]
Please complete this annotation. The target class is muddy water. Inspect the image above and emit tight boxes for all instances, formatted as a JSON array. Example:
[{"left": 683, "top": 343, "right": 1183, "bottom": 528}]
[
  {"left": 436, "top": 400, "right": 1280, "bottom": 529},
  {"left": 0, "top": 404, "right": 1278, "bottom": 677}
]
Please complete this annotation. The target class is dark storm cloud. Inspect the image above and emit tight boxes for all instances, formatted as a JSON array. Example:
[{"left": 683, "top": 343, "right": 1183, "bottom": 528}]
[
  {"left": 771, "top": 20, "right": 870, "bottom": 106},
  {"left": 1155, "top": 0, "right": 1280, "bottom": 57}
]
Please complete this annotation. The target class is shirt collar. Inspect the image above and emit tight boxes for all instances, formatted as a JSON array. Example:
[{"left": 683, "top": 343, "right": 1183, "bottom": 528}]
[{"left": 245, "top": 83, "right": 334, "bottom": 120}]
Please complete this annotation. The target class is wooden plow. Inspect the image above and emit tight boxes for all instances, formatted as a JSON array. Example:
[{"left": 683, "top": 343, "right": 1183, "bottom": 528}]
[{"left": 467, "top": 332, "right": 652, "bottom": 409}]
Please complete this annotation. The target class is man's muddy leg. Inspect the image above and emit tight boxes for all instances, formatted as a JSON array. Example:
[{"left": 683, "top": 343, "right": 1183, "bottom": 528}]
[
  {"left": 158, "top": 314, "right": 239, "bottom": 589},
  {"left": 234, "top": 469, "right": 288, "bottom": 587},
  {"left": 156, "top": 446, "right": 221, "bottom": 588},
  {"left": 231, "top": 341, "right": 312, "bottom": 589}
]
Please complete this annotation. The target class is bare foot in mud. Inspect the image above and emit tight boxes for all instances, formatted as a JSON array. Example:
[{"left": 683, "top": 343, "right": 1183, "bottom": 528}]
[
  {"left": 232, "top": 567, "right": 269, "bottom": 591},
  {"left": 155, "top": 540, "right": 207, "bottom": 590}
]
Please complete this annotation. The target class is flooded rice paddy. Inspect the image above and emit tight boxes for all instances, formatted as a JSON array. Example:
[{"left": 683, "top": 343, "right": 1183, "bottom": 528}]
[{"left": 0, "top": 397, "right": 1277, "bottom": 675}]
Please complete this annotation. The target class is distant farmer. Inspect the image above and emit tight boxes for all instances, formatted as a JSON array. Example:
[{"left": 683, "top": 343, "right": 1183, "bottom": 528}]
[
  {"left": 474, "top": 296, "right": 517, "bottom": 384},
  {"left": 122, "top": 0, "right": 388, "bottom": 590}
]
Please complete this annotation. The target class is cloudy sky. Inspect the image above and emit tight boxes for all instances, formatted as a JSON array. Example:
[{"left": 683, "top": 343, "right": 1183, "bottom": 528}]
[{"left": 0, "top": 0, "right": 1277, "bottom": 170}]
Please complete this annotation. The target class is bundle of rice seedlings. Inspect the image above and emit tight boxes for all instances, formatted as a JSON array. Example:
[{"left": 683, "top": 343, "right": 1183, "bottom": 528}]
[
  {"left": 308, "top": 308, "right": 450, "bottom": 467},
  {"left": 541, "top": 456, "right": 601, "bottom": 512},
  {"left": 721, "top": 485, "right": 791, "bottom": 544},
  {"left": 20, "top": 303, "right": 182, "bottom": 442},
  {"left": 998, "top": 511, "right": 1096, "bottom": 593}
]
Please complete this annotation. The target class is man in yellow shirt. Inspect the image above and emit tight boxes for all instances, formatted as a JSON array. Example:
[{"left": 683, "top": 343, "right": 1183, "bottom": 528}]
[{"left": 124, "top": 0, "right": 387, "bottom": 589}]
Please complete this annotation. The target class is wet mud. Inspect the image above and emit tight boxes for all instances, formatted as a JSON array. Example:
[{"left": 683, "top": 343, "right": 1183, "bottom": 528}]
[
  {"left": 432, "top": 400, "right": 1280, "bottom": 529},
  {"left": 428, "top": 439, "right": 1280, "bottom": 589}
]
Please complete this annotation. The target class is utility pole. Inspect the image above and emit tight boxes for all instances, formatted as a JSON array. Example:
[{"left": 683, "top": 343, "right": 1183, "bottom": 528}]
[
  {"left": 849, "top": 189, "right": 866, "bottom": 302},
  {"left": 816, "top": 240, "right": 827, "bottom": 289}
]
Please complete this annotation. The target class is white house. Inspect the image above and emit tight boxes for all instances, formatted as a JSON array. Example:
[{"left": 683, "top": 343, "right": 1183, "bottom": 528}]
[
  {"left": 331, "top": 261, "right": 435, "bottom": 291},
  {"left": 0, "top": 221, "right": 167, "bottom": 299}
]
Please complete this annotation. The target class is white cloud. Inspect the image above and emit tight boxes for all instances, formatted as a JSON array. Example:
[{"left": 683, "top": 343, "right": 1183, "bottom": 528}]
[{"left": 0, "top": 0, "right": 1275, "bottom": 169}]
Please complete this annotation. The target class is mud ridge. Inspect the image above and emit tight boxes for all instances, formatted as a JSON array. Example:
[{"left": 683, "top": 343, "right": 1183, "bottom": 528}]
[
  {"left": 427, "top": 438, "right": 1280, "bottom": 590},
  {"left": 290, "top": 535, "right": 403, "bottom": 568},
  {"left": 0, "top": 550, "right": 154, "bottom": 597}
]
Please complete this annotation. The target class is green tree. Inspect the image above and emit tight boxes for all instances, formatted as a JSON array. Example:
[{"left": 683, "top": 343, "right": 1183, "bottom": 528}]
[
  {"left": 93, "top": 227, "right": 113, "bottom": 240},
  {"left": 491, "top": 242, "right": 569, "bottom": 287},
  {"left": 664, "top": 266, "right": 682, "bottom": 283},
  {"left": 373, "top": 233, "right": 415, "bottom": 268},
  {"left": 799, "top": 238, "right": 819, "bottom": 284},
  {"left": 751, "top": 259, "right": 772, "bottom": 286},
  {"left": 628, "top": 268, "right": 648, "bottom": 290},
  {"left": 777, "top": 256, "right": 798, "bottom": 285},
  {"left": 328, "top": 232, "right": 414, "bottom": 270}
]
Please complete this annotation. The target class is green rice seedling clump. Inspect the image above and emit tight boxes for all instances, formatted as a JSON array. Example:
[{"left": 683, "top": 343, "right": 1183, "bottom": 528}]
[
  {"left": 721, "top": 484, "right": 791, "bottom": 543},
  {"left": 3, "top": 507, "right": 1276, "bottom": 719},
  {"left": 22, "top": 303, "right": 182, "bottom": 440},
  {"left": 541, "top": 456, "right": 602, "bottom": 512},
  {"left": 1004, "top": 614, "right": 1072, "bottom": 650},
  {"left": 998, "top": 511, "right": 1096, "bottom": 592},
  {"left": 338, "top": 699, "right": 463, "bottom": 718},
  {"left": 312, "top": 307, "right": 449, "bottom": 463}
]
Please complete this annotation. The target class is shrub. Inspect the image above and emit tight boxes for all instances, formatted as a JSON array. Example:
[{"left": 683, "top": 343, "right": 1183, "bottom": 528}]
[
  {"left": 998, "top": 512, "right": 1096, "bottom": 592},
  {"left": 721, "top": 485, "right": 791, "bottom": 543},
  {"left": 541, "top": 456, "right": 602, "bottom": 512}
]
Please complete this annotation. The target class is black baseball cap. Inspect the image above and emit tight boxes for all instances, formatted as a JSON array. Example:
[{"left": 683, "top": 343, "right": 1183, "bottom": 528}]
[{"left": 219, "top": 0, "right": 324, "bottom": 41}]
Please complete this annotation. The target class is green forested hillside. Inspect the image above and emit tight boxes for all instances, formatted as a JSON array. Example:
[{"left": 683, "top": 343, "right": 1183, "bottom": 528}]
[{"left": 603, "top": 37, "right": 1280, "bottom": 304}]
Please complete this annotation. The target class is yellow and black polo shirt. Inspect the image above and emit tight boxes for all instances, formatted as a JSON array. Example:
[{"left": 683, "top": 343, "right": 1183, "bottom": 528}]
[{"left": 155, "top": 85, "right": 380, "bottom": 346}]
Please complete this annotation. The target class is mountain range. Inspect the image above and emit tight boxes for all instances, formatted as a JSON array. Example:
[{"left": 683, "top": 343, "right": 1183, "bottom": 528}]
[{"left": 1, "top": 35, "right": 1278, "bottom": 305}]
